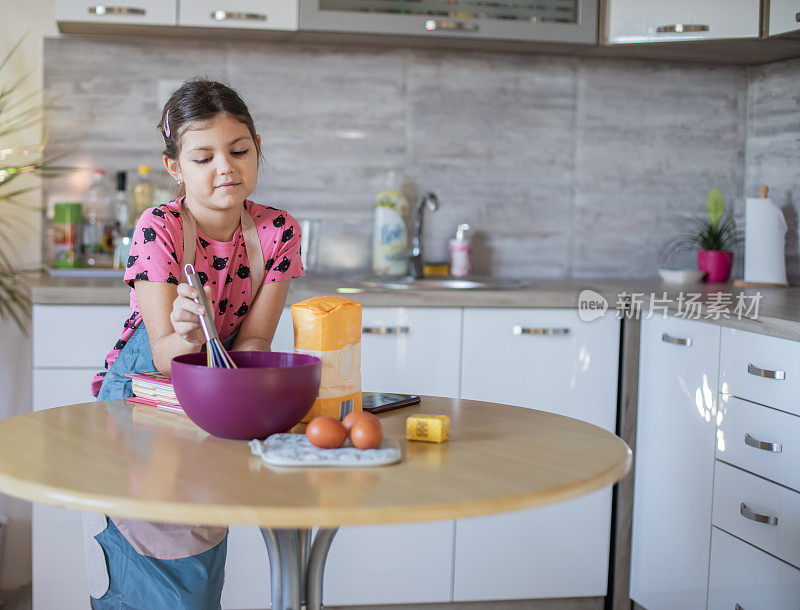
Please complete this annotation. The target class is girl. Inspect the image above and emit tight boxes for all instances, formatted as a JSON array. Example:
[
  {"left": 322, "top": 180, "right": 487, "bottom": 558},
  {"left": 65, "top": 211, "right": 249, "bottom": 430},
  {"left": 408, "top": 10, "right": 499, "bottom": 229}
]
[{"left": 86, "top": 79, "right": 304, "bottom": 609}]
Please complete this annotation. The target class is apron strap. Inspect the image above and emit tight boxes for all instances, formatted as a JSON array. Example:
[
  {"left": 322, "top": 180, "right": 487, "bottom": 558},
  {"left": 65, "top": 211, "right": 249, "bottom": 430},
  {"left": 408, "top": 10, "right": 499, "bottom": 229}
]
[
  {"left": 180, "top": 198, "right": 265, "bottom": 300},
  {"left": 180, "top": 198, "right": 197, "bottom": 284},
  {"left": 240, "top": 203, "right": 265, "bottom": 295}
]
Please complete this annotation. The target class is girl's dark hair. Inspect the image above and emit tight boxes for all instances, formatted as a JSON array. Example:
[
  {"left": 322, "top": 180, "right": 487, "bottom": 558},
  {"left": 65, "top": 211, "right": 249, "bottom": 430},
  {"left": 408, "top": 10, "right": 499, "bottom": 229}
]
[{"left": 158, "top": 78, "right": 262, "bottom": 163}]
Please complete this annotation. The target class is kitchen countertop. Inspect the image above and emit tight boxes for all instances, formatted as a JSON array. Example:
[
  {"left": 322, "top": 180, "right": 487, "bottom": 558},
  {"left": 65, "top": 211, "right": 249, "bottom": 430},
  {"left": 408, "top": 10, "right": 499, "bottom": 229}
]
[{"left": 30, "top": 273, "right": 800, "bottom": 341}]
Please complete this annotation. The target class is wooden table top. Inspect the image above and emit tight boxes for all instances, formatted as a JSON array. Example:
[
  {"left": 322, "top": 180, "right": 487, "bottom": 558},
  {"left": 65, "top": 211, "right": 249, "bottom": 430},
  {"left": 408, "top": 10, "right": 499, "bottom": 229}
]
[{"left": 0, "top": 397, "right": 631, "bottom": 527}]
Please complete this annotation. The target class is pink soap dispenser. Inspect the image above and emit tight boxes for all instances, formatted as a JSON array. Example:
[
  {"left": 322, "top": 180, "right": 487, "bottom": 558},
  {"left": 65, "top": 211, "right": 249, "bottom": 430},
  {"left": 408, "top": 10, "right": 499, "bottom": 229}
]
[{"left": 449, "top": 223, "right": 471, "bottom": 278}]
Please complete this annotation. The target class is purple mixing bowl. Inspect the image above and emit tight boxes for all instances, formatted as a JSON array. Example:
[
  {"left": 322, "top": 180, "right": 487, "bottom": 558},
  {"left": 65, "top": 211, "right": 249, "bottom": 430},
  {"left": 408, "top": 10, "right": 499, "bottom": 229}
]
[{"left": 171, "top": 351, "right": 321, "bottom": 440}]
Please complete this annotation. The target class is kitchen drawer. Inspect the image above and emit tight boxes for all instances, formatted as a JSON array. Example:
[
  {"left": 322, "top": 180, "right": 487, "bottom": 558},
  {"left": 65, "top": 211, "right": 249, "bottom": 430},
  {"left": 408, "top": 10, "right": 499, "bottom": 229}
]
[
  {"left": 360, "top": 308, "right": 461, "bottom": 397},
  {"left": 607, "top": 0, "right": 759, "bottom": 43},
  {"left": 708, "top": 526, "right": 800, "bottom": 610},
  {"left": 720, "top": 327, "right": 800, "bottom": 417},
  {"left": 718, "top": 395, "right": 800, "bottom": 492},
  {"left": 461, "top": 308, "right": 619, "bottom": 430},
  {"left": 179, "top": 0, "right": 298, "bottom": 30},
  {"left": 713, "top": 461, "right": 800, "bottom": 569},
  {"left": 33, "top": 305, "right": 130, "bottom": 368},
  {"left": 56, "top": 0, "right": 176, "bottom": 26}
]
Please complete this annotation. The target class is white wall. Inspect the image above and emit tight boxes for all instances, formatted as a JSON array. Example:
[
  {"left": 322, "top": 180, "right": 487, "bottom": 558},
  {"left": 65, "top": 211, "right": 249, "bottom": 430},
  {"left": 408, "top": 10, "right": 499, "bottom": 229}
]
[{"left": 0, "top": 0, "right": 57, "bottom": 591}]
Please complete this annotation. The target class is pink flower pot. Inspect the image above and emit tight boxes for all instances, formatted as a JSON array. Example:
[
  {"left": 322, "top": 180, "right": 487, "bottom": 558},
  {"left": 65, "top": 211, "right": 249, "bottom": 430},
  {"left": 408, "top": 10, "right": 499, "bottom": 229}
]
[{"left": 697, "top": 250, "right": 733, "bottom": 283}]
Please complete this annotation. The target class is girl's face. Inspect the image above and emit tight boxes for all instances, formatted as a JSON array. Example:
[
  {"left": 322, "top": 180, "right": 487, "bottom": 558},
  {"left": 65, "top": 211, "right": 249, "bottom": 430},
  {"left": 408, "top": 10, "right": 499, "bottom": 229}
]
[{"left": 165, "top": 113, "right": 260, "bottom": 211}]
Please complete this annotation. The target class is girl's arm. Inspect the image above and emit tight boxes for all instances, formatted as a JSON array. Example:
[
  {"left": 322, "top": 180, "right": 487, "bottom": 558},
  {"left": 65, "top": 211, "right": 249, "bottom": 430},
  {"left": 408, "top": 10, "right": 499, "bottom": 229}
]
[
  {"left": 231, "top": 280, "right": 292, "bottom": 352},
  {"left": 134, "top": 280, "right": 209, "bottom": 375}
]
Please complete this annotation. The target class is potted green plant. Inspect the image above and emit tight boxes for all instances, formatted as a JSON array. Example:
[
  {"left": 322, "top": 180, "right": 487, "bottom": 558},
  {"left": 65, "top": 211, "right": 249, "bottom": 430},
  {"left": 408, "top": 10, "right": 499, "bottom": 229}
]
[
  {"left": 661, "top": 189, "right": 743, "bottom": 283},
  {"left": 0, "top": 37, "right": 65, "bottom": 331}
]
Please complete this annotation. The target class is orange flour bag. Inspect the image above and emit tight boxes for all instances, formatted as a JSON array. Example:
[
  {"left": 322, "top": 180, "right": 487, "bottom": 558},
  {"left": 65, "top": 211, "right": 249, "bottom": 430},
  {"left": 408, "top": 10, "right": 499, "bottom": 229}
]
[{"left": 291, "top": 296, "right": 362, "bottom": 422}]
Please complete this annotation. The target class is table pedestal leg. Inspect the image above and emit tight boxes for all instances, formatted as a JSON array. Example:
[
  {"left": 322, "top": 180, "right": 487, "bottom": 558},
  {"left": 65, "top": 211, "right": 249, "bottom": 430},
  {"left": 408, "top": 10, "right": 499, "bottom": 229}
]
[{"left": 260, "top": 527, "right": 338, "bottom": 610}]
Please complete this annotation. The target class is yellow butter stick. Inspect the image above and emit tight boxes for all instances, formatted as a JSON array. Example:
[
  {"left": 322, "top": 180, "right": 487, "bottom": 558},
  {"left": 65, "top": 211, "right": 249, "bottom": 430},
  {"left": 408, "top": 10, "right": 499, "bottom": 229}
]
[{"left": 406, "top": 414, "right": 450, "bottom": 443}]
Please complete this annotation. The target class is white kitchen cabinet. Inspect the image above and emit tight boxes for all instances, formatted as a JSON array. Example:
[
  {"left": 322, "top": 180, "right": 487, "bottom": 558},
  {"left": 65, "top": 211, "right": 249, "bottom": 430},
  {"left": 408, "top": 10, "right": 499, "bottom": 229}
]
[
  {"left": 220, "top": 526, "right": 271, "bottom": 609},
  {"left": 271, "top": 307, "right": 295, "bottom": 352},
  {"left": 629, "top": 315, "right": 720, "bottom": 610},
  {"left": 56, "top": 0, "right": 177, "bottom": 27},
  {"left": 607, "top": 0, "right": 760, "bottom": 43},
  {"left": 768, "top": 0, "right": 800, "bottom": 37},
  {"left": 179, "top": 0, "right": 298, "bottom": 30},
  {"left": 324, "top": 521, "right": 454, "bottom": 605},
  {"left": 360, "top": 307, "right": 461, "bottom": 397},
  {"left": 707, "top": 526, "right": 800, "bottom": 610},
  {"left": 33, "top": 305, "right": 130, "bottom": 368},
  {"left": 31, "top": 305, "right": 126, "bottom": 610},
  {"left": 322, "top": 307, "right": 460, "bottom": 606},
  {"left": 454, "top": 308, "right": 620, "bottom": 601}
]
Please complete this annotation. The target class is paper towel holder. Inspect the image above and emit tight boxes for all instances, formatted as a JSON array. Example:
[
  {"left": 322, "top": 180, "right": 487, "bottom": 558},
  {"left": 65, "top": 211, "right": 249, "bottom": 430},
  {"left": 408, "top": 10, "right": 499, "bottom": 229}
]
[{"left": 733, "top": 183, "right": 789, "bottom": 289}]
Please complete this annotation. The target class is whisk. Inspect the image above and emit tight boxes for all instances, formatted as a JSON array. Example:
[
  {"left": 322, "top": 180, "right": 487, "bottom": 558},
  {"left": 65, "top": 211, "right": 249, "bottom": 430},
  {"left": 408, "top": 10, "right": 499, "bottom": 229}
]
[{"left": 184, "top": 263, "right": 237, "bottom": 369}]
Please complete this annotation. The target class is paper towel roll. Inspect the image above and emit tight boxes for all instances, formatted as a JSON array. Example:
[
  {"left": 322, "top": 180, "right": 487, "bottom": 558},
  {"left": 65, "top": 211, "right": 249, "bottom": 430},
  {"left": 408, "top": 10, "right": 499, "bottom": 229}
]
[{"left": 744, "top": 196, "right": 788, "bottom": 285}]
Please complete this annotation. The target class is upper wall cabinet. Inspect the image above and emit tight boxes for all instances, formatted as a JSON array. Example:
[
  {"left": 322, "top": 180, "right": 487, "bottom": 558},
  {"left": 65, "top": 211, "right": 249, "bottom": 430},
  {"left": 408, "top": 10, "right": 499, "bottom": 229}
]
[
  {"left": 298, "top": 0, "right": 598, "bottom": 44},
  {"left": 179, "top": 0, "right": 298, "bottom": 30},
  {"left": 768, "top": 0, "right": 800, "bottom": 36},
  {"left": 56, "top": 0, "right": 177, "bottom": 26},
  {"left": 607, "top": 0, "right": 760, "bottom": 43}
]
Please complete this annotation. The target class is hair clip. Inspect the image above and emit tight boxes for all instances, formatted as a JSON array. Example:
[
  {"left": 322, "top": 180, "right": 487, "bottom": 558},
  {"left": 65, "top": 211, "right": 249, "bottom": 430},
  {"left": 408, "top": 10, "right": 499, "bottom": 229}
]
[{"left": 164, "top": 110, "right": 171, "bottom": 137}]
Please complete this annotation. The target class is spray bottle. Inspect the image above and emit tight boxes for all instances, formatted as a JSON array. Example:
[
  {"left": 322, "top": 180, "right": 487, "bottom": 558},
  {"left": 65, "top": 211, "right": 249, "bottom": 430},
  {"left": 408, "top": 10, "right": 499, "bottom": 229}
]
[{"left": 449, "top": 223, "right": 471, "bottom": 278}]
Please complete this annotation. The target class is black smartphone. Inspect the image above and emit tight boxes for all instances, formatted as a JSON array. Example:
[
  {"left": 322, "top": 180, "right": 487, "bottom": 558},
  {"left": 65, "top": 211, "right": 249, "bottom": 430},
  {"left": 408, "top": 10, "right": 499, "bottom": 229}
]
[{"left": 362, "top": 393, "right": 421, "bottom": 414}]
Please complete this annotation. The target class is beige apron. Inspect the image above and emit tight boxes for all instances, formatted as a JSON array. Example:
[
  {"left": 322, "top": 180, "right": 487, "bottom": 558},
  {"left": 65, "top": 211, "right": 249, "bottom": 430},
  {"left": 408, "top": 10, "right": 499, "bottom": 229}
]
[{"left": 85, "top": 200, "right": 266, "bottom": 597}]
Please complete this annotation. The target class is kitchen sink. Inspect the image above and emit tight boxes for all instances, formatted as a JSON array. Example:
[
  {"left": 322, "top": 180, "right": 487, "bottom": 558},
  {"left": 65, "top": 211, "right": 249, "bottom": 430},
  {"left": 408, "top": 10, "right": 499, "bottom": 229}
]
[{"left": 345, "top": 275, "right": 529, "bottom": 290}]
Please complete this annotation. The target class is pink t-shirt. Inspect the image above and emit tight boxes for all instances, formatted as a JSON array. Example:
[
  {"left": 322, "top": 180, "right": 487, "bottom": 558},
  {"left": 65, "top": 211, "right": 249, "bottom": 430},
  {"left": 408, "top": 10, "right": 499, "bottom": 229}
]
[{"left": 90, "top": 199, "right": 304, "bottom": 397}]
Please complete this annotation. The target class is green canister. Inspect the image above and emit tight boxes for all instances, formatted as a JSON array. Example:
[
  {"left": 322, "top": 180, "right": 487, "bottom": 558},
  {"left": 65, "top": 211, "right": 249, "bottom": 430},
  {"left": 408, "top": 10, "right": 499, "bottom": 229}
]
[{"left": 52, "top": 203, "right": 82, "bottom": 268}]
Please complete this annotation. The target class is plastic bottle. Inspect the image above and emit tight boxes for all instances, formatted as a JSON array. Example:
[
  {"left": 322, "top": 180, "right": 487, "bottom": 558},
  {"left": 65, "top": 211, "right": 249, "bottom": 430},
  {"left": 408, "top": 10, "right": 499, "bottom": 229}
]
[
  {"left": 449, "top": 223, "right": 472, "bottom": 278},
  {"left": 371, "top": 171, "right": 409, "bottom": 276},
  {"left": 51, "top": 203, "right": 82, "bottom": 268},
  {"left": 112, "top": 171, "right": 133, "bottom": 270},
  {"left": 83, "top": 170, "right": 114, "bottom": 267},
  {"left": 130, "top": 165, "right": 155, "bottom": 222}
]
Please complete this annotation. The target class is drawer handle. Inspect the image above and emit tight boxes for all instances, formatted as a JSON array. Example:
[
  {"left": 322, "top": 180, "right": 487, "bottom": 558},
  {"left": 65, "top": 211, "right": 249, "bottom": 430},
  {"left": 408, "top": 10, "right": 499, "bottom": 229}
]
[
  {"left": 747, "top": 363, "right": 786, "bottom": 380},
  {"left": 88, "top": 5, "right": 146, "bottom": 16},
  {"left": 362, "top": 326, "right": 410, "bottom": 335},
  {"left": 744, "top": 433, "right": 783, "bottom": 453},
  {"left": 512, "top": 326, "right": 570, "bottom": 336},
  {"left": 740, "top": 502, "right": 778, "bottom": 526},
  {"left": 796, "top": 12, "right": 800, "bottom": 22},
  {"left": 656, "top": 24, "right": 710, "bottom": 33},
  {"left": 661, "top": 333, "right": 692, "bottom": 346},
  {"left": 211, "top": 11, "right": 267, "bottom": 22},
  {"left": 736, "top": 604, "right": 745, "bottom": 610},
  {"left": 425, "top": 19, "right": 479, "bottom": 32}
]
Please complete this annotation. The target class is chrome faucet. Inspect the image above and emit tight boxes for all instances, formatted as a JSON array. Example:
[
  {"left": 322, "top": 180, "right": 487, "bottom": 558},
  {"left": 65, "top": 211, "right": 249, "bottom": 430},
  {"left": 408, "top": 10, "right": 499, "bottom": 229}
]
[{"left": 409, "top": 192, "right": 439, "bottom": 279}]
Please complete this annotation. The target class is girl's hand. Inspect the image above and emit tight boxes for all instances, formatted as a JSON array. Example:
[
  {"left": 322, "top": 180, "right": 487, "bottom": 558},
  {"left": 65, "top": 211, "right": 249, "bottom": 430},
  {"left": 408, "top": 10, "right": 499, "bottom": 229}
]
[{"left": 171, "top": 282, "right": 214, "bottom": 345}]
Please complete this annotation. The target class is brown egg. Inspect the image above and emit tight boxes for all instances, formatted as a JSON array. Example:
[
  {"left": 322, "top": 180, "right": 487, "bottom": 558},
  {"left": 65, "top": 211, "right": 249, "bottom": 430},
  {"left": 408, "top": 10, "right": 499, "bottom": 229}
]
[
  {"left": 306, "top": 417, "right": 347, "bottom": 449},
  {"left": 350, "top": 417, "right": 383, "bottom": 450},
  {"left": 342, "top": 410, "right": 379, "bottom": 432}
]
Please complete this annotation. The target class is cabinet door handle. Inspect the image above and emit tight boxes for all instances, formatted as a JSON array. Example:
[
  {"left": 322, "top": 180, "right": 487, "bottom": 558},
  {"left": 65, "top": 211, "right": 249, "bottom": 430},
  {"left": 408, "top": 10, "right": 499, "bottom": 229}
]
[
  {"left": 656, "top": 24, "right": 709, "bottom": 33},
  {"left": 88, "top": 5, "right": 146, "bottom": 16},
  {"left": 512, "top": 326, "right": 570, "bottom": 336},
  {"left": 740, "top": 502, "right": 778, "bottom": 526},
  {"left": 736, "top": 604, "right": 745, "bottom": 610},
  {"left": 661, "top": 333, "right": 692, "bottom": 346},
  {"left": 362, "top": 326, "right": 410, "bottom": 335},
  {"left": 211, "top": 11, "right": 267, "bottom": 22},
  {"left": 744, "top": 433, "right": 783, "bottom": 453},
  {"left": 795, "top": 12, "right": 800, "bottom": 22},
  {"left": 425, "top": 19, "right": 479, "bottom": 32},
  {"left": 747, "top": 363, "right": 786, "bottom": 380}
]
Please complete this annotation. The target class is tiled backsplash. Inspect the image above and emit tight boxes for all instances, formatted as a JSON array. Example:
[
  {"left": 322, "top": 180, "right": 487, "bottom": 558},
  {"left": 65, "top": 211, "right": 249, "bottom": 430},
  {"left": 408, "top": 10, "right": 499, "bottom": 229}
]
[
  {"left": 42, "top": 36, "right": 798, "bottom": 281},
  {"left": 745, "top": 59, "right": 800, "bottom": 285}
]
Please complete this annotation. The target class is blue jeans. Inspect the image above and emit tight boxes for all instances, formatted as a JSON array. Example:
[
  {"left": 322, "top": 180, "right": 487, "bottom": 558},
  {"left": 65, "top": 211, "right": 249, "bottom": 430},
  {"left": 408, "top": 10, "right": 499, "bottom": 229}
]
[{"left": 93, "top": 323, "right": 233, "bottom": 609}]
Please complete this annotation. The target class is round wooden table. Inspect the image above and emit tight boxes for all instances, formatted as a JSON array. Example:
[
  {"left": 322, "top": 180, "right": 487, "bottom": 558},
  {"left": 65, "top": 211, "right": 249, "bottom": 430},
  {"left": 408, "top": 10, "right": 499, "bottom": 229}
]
[{"left": 0, "top": 396, "right": 631, "bottom": 610}]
